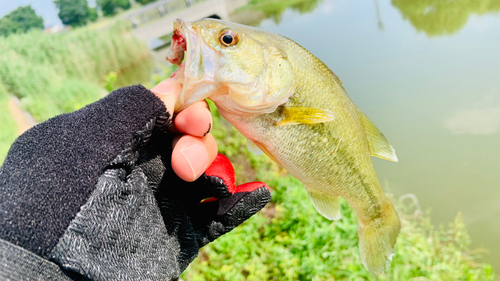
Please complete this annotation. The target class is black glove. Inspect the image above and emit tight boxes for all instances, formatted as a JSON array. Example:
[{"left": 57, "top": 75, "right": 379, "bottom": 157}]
[{"left": 0, "top": 85, "right": 271, "bottom": 281}]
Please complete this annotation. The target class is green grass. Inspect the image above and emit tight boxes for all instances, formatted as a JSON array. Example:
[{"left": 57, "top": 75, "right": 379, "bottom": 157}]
[
  {"left": 0, "top": 21, "right": 152, "bottom": 162},
  {"left": 180, "top": 102, "right": 495, "bottom": 281},
  {"left": 0, "top": 83, "right": 17, "bottom": 161},
  {"left": 0, "top": 20, "right": 150, "bottom": 121}
]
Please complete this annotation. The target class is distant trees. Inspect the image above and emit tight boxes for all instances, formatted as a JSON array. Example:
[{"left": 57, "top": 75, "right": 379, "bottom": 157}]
[
  {"left": 97, "top": 0, "right": 132, "bottom": 16},
  {"left": 54, "top": 0, "right": 90, "bottom": 27},
  {"left": 0, "top": 18, "right": 19, "bottom": 37},
  {"left": 88, "top": 7, "right": 98, "bottom": 22},
  {"left": 53, "top": 0, "right": 99, "bottom": 28},
  {"left": 0, "top": 6, "right": 44, "bottom": 37},
  {"left": 136, "top": 0, "right": 159, "bottom": 4},
  {"left": 1, "top": 0, "right": 160, "bottom": 35}
]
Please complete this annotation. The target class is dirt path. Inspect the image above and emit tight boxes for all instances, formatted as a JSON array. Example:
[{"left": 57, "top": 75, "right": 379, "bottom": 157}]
[{"left": 7, "top": 96, "right": 37, "bottom": 135}]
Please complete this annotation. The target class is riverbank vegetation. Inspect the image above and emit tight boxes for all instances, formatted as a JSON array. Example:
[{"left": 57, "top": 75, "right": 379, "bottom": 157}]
[{"left": 0, "top": 21, "right": 151, "bottom": 160}]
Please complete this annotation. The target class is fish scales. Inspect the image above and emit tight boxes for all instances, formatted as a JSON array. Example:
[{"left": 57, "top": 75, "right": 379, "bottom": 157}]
[
  {"left": 244, "top": 38, "right": 386, "bottom": 221},
  {"left": 167, "top": 18, "right": 401, "bottom": 274}
]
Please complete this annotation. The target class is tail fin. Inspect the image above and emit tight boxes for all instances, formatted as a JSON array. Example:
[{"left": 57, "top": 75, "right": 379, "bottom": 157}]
[{"left": 358, "top": 204, "right": 401, "bottom": 274}]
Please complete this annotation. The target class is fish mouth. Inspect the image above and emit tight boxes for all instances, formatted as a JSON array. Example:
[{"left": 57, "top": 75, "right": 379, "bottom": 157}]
[
  {"left": 166, "top": 19, "right": 189, "bottom": 76},
  {"left": 166, "top": 19, "right": 219, "bottom": 112}
]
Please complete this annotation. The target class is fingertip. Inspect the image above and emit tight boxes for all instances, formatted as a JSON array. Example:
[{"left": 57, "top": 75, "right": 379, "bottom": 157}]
[
  {"left": 171, "top": 134, "right": 218, "bottom": 182},
  {"left": 150, "top": 78, "right": 183, "bottom": 112},
  {"left": 174, "top": 101, "right": 212, "bottom": 137}
]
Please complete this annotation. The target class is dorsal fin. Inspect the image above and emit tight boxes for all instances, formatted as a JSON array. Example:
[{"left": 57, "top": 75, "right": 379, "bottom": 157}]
[{"left": 359, "top": 111, "right": 398, "bottom": 162}]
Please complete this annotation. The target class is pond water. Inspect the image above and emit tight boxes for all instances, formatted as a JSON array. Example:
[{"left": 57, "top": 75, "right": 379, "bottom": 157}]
[{"left": 150, "top": 0, "right": 500, "bottom": 270}]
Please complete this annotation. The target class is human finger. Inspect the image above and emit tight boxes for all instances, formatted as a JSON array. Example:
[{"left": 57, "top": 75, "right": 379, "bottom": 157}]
[
  {"left": 171, "top": 133, "right": 218, "bottom": 182},
  {"left": 150, "top": 78, "right": 183, "bottom": 113},
  {"left": 173, "top": 100, "right": 212, "bottom": 137}
]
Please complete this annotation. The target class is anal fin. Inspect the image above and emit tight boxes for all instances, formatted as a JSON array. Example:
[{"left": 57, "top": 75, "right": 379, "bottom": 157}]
[{"left": 306, "top": 187, "right": 340, "bottom": 220}]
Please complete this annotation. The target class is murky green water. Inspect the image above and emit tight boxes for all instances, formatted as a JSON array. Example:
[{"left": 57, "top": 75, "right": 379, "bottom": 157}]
[{"left": 148, "top": 0, "right": 500, "bottom": 269}]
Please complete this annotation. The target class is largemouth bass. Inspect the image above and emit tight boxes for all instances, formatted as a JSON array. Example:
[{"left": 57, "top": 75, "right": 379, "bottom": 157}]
[{"left": 166, "top": 18, "right": 401, "bottom": 274}]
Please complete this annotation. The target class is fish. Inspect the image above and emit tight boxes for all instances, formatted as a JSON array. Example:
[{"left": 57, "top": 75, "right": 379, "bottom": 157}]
[{"left": 166, "top": 18, "right": 401, "bottom": 274}]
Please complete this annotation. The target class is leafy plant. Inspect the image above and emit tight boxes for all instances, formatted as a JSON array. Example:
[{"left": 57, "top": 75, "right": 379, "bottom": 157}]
[{"left": 104, "top": 71, "right": 118, "bottom": 92}]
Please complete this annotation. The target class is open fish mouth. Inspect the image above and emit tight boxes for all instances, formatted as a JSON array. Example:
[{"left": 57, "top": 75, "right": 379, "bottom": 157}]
[
  {"left": 167, "top": 29, "right": 186, "bottom": 66},
  {"left": 166, "top": 19, "right": 188, "bottom": 76},
  {"left": 166, "top": 19, "right": 219, "bottom": 112}
]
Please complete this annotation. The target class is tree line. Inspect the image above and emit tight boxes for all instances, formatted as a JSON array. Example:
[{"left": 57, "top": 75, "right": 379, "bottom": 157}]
[{"left": 0, "top": 0, "right": 162, "bottom": 37}]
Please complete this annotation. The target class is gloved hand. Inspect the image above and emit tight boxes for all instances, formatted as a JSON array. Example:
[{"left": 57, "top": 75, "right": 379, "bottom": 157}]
[
  {"left": 53, "top": 147, "right": 271, "bottom": 281},
  {"left": 0, "top": 82, "right": 271, "bottom": 281}
]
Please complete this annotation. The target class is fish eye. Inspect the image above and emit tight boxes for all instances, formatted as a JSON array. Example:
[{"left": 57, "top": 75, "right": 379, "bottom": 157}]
[{"left": 218, "top": 29, "right": 239, "bottom": 47}]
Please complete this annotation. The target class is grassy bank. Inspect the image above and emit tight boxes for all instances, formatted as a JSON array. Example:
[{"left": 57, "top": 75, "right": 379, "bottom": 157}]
[
  {"left": 180, "top": 102, "right": 495, "bottom": 281},
  {"left": 0, "top": 84, "right": 18, "bottom": 162},
  {"left": 0, "top": 22, "right": 152, "bottom": 161}
]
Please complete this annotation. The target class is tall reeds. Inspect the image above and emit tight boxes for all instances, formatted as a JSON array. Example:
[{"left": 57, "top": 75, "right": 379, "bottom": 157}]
[{"left": 0, "top": 21, "right": 152, "bottom": 161}]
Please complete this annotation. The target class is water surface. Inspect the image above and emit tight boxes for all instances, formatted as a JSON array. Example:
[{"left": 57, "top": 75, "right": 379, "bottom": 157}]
[{"left": 244, "top": 0, "right": 500, "bottom": 269}]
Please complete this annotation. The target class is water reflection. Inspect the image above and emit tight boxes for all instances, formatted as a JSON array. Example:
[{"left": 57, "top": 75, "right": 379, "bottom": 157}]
[
  {"left": 374, "top": 0, "right": 385, "bottom": 30},
  {"left": 245, "top": 0, "right": 324, "bottom": 24},
  {"left": 392, "top": 0, "right": 500, "bottom": 36}
]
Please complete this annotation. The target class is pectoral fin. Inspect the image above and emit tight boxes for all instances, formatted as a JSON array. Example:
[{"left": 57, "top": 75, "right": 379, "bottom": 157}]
[
  {"left": 359, "top": 111, "right": 398, "bottom": 162},
  {"left": 276, "top": 106, "right": 335, "bottom": 126},
  {"left": 247, "top": 139, "right": 263, "bottom": 155},
  {"left": 306, "top": 187, "right": 340, "bottom": 220}
]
